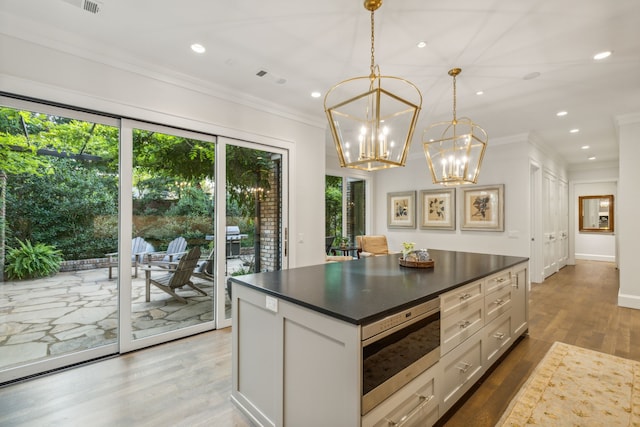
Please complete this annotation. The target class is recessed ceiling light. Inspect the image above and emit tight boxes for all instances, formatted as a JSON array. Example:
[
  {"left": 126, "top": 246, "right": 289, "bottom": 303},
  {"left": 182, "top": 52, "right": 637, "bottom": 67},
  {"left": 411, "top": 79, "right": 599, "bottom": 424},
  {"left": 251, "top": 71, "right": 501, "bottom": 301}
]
[
  {"left": 476, "top": 90, "right": 484, "bottom": 96},
  {"left": 556, "top": 111, "right": 568, "bottom": 117},
  {"left": 311, "top": 91, "right": 322, "bottom": 98},
  {"left": 417, "top": 41, "right": 427, "bottom": 48},
  {"left": 593, "top": 51, "right": 612, "bottom": 61},
  {"left": 581, "top": 145, "right": 590, "bottom": 150},
  {"left": 523, "top": 72, "right": 541, "bottom": 80},
  {"left": 570, "top": 128, "right": 580, "bottom": 133},
  {"left": 588, "top": 156, "right": 596, "bottom": 160},
  {"left": 191, "top": 43, "right": 206, "bottom": 54}
]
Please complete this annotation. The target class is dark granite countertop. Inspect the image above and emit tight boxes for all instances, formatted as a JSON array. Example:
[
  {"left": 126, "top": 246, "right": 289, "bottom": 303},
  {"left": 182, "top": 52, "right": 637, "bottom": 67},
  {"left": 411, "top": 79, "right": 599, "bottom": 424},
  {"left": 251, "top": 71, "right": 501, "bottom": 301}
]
[{"left": 230, "top": 249, "right": 528, "bottom": 325}]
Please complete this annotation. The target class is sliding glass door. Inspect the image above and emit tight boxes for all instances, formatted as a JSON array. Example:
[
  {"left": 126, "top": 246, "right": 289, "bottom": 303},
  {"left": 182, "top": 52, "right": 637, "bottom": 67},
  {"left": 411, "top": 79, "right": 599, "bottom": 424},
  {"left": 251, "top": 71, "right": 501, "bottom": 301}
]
[
  {"left": 0, "top": 98, "right": 120, "bottom": 381},
  {"left": 120, "top": 122, "right": 217, "bottom": 350},
  {"left": 0, "top": 100, "right": 289, "bottom": 381}
]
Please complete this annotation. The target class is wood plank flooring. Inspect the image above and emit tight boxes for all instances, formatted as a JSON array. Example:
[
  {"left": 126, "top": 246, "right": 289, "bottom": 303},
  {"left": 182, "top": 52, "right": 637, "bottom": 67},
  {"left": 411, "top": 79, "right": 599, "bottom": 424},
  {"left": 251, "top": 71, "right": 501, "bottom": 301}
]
[{"left": 0, "top": 260, "right": 632, "bottom": 427}]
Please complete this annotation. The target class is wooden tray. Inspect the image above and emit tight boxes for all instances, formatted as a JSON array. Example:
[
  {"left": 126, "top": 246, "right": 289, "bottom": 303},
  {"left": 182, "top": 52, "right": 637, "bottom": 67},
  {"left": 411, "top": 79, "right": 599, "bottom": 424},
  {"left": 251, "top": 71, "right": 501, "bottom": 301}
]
[{"left": 399, "top": 258, "right": 435, "bottom": 268}]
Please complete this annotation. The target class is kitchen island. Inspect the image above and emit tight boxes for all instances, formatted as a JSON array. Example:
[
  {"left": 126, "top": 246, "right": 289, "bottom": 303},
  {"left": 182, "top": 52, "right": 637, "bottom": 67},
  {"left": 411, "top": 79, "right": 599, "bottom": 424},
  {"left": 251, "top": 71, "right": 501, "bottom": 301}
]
[{"left": 230, "top": 250, "right": 528, "bottom": 427}]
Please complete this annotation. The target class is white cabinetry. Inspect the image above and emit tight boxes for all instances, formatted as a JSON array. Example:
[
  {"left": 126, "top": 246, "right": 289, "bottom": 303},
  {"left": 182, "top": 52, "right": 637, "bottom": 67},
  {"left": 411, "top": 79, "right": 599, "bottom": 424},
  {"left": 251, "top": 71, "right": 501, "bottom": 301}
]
[
  {"left": 440, "top": 329, "right": 484, "bottom": 413},
  {"left": 511, "top": 266, "right": 528, "bottom": 337},
  {"left": 232, "top": 284, "right": 361, "bottom": 427},
  {"left": 439, "top": 262, "right": 528, "bottom": 418},
  {"left": 362, "top": 364, "right": 439, "bottom": 427}
]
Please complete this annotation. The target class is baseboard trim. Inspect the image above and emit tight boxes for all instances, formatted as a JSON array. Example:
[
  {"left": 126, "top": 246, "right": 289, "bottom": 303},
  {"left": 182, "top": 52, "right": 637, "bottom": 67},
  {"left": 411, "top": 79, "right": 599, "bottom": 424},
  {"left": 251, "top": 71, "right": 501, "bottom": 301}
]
[
  {"left": 618, "top": 293, "right": 640, "bottom": 310},
  {"left": 575, "top": 254, "right": 616, "bottom": 263}
]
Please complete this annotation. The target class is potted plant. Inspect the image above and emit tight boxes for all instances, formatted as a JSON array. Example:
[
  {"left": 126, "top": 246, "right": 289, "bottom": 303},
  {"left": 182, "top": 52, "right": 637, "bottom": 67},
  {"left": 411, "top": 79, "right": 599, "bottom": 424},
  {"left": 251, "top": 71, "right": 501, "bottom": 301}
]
[{"left": 339, "top": 236, "right": 350, "bottom": 249}]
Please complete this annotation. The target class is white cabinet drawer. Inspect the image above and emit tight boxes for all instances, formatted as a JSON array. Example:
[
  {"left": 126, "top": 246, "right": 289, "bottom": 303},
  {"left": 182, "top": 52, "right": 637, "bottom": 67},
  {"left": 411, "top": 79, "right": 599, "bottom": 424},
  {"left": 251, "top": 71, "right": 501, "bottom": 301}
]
[
  {"left": 484, "top": 270, "right": 512, "bottom": 295},
  {"left": 483, "top": 311, "right": 512, "bottom": 365},
  {"left": 362, "top": 364, "right": 439, "bottom": 427},
  {"left": 441, "top": 299, "right": 483, "bottom": 355},
  {"left": 440, "top": 331, "right": 484, "bottom": 414},
  {"left": 440, "top": 280, "right": 483, "bottom": 319},
  {"left": 484, "top": 284, "right": 512, "bottom": 324}
]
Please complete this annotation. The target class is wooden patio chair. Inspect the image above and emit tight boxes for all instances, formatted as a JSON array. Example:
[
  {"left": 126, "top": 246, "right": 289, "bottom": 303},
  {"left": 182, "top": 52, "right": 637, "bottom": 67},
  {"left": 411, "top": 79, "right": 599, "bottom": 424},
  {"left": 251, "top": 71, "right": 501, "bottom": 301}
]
[
  {"left": 107, "top": 236, "right": 154, "bottom": 279},
  {"left": 143, "top": 246, "right": 207, "bottom": 303},
  {"left": 144, "top": 236, "right": 188, "bottom": 267}
]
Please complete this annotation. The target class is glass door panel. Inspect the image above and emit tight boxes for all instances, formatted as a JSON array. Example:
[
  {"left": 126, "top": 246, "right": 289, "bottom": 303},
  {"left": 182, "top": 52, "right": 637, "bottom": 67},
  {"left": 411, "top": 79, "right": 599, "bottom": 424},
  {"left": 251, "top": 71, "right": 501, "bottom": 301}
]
[
  {"left": 325, "top": 175, "right": 344, "bottom": 249},
  {"left": 347, "top": 177, "right": 366, "bottom": 240},
  {"left": 224, "top": 144, "right": 285, "bottom": 322},
  {"left": 0, "top": 100, "right": 119, "bottom": 381},
  {"left": 130, "top": 126, "right": 215, "bottom": 341}
]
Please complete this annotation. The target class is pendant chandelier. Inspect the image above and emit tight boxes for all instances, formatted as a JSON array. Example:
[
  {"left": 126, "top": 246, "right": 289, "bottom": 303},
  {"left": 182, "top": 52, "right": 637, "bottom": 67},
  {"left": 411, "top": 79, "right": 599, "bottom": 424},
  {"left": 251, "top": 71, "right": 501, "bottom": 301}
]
[
  {"left": 423, "top": 68, "right": 488, "bottom": 185},
  {"left": 324, "top": 0, "right": 422, "bottom": 171}
]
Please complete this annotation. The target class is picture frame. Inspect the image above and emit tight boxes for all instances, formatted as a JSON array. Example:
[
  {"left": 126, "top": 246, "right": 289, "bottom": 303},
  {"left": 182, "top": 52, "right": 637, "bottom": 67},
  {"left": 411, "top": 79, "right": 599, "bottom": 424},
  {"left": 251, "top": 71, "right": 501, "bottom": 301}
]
[
  {"left": 420, "top": 189, "right": 456, "bottom": 230},
  {"left": 461, "top": 184, "right": 504, "bottom": 231},
  {"left": 387, "top": 191, "right": 416, "bottom": 229}
]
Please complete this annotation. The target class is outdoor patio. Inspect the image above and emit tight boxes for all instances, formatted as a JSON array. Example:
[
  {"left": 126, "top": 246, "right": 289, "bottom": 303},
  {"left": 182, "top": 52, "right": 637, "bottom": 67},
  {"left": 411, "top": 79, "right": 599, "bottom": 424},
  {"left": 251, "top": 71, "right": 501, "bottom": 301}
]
[{"left": 0, "top": 259, "right": 242, "bottom": 371}]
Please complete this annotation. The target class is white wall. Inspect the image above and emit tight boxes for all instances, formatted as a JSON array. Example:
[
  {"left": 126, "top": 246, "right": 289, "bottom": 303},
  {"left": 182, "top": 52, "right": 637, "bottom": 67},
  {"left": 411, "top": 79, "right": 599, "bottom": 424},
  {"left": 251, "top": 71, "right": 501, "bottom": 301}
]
[
  {"left": 617, "top": 113, "right": 640, "bottom": 309},
  {"left": 0, "top": 34, "right": 327, "bottom": 268},
  {"left": 370, "top": 136, "right": 532, "bottom": 257},
  {"left": 572, "top": 181, "right": 617, "bottom": 262}
]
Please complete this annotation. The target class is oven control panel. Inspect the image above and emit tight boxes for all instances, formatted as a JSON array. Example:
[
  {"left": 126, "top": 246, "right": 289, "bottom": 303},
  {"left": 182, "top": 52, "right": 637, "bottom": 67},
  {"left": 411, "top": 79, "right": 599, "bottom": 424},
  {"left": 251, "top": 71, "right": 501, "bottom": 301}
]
[{"left": 361, "top": 297, "right": 440, "bottom": 341}]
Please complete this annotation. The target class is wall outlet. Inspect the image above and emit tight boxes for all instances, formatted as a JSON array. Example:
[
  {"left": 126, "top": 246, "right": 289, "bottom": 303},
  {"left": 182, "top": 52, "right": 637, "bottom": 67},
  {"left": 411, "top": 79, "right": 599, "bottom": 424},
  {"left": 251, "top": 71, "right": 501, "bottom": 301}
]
[{"left": 266, "top": 296, "right": 278, "bottom": 312}]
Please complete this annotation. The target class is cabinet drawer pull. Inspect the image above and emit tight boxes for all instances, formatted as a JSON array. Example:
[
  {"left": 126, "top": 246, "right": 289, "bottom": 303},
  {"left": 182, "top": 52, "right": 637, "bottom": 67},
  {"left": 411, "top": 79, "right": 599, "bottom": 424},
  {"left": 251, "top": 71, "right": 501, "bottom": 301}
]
[
  {"left": 496, "top": 277, "right": 506, "bottom": 283},
  {"left": 457, "top": 362, "right": 472, "bottom": 373},
  {"left": 494, "top": 332, "right": 506, "bottom": 340},
  {"left": 459, "top": 320, "right": 471, "bottom": 329},
  {"left": 459, "top": 293, "right": 472, "bottom": 301},
  {"left": 494, "top": 298, "right": 504, "bottom": 306},
  {"left": 385, "top": 394, "right": 434, "bottom": 427}
]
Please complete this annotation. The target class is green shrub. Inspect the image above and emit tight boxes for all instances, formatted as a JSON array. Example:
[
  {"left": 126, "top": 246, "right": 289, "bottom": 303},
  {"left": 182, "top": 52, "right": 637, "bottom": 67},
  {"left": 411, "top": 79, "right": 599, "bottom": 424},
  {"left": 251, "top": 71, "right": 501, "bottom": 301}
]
[{"left": 4, "top": 239, "right": 63, "bottom": 280}]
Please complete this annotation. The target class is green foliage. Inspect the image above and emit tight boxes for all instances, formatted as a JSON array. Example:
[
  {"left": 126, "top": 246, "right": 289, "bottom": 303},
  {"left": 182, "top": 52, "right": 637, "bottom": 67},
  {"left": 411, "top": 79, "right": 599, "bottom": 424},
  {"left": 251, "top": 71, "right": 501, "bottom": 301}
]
[
  {"left": 166, "top": 185, "right": 213, "bottom": 217},
  {"left": 5, "top": 239, "right": 63, "bottom": 280},
  {"left": 133, "top": 129, "right": 214, "bottom": 181},
  {"left": 6, "top": 158, "right": 118, "bottom": 260},
  {"left": 226, "top": 145, "right": 276, "bottom": 218},
  {"left": 1, "top": 105, "right": 284, "bottom": 267},
  {"left": 325, "top": 175, "right": 343, "bottom": 237}
]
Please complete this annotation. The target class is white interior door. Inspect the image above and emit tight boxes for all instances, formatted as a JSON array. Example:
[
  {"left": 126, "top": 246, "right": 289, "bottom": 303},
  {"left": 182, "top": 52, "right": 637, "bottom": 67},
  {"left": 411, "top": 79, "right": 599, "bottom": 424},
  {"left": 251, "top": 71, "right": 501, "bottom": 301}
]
[
  {"left": 558, "top": 179, "right": 569, "bottom": 269},
  {"left": 543, "top": 170, "right": 558, "bottom": 278},
  {"left": 530, "top": 161, "right": 544, "bottom": 283}
]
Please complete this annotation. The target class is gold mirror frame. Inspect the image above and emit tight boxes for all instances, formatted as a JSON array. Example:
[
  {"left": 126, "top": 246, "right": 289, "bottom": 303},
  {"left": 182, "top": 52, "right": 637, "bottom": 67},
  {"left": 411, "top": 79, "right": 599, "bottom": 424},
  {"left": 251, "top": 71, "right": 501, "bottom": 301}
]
[{"left": 578, "top": 195, "right": 614, "bottom": 233}]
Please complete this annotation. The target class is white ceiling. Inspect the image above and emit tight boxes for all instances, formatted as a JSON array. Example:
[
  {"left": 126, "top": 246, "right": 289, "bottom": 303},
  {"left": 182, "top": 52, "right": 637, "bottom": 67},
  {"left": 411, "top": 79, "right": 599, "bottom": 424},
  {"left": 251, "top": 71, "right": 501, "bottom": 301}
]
[{"left": 2, "top": 0, "right": 640, "bottom": 170}]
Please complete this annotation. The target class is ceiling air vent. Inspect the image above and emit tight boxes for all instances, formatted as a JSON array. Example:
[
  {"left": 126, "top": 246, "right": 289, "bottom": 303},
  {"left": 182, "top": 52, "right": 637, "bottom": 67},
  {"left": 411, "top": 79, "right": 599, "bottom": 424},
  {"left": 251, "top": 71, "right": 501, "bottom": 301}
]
[
  {"left": 61, "top": 0, "right": 103, "bottom": 14},
  {"left": 255, "top": 69, "right": 287, "bottom": 85}
]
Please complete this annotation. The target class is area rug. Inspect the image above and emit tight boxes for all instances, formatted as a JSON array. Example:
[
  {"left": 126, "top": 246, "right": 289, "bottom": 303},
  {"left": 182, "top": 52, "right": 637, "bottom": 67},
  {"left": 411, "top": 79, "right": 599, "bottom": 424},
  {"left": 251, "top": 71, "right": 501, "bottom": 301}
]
[{"left": 496, "top": 341, "right": 640, "bottom": 426}]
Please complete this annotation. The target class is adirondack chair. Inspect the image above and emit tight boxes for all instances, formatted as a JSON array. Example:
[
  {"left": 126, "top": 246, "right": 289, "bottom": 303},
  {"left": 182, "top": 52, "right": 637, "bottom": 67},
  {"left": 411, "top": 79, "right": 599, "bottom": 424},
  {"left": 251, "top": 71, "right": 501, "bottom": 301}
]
[
  {"left": 144, "top": 236, "right": 188, "bottom": 267},
  {"left": 107, "top": 237, "right": 154, "bottom": 279},
  {"left": 143, "top": 246, "right": 207, "bottom": 303}
]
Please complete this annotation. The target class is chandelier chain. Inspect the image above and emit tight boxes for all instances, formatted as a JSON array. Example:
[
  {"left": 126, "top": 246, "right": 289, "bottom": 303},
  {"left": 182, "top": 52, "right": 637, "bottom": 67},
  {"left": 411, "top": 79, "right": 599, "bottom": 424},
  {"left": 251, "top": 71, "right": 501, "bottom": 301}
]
[
  {"left": 370, "top": 9, "right": 376, "bottom": 76},
  {"left": 452, "top": 73, "right": 457, "bottom": 122}
]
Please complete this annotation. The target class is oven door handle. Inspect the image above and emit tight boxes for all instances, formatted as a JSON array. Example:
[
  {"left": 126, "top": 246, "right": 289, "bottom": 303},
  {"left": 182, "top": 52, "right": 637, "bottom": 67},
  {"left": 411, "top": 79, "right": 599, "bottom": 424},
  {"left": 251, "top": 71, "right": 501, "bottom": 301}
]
[{"left": 385, "top": 393, "right": 434, "bottom": 427}]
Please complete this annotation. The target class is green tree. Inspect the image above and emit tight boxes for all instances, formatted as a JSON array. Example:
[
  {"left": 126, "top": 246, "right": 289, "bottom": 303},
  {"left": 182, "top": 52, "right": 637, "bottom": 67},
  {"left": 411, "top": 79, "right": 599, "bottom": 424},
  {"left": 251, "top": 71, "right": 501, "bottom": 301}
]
[
  {"left": 6, "top": 158, "right": 118, "bottom": 260},
  {"left": 325, "top": 175, "right": 342, "bottom": 237}
]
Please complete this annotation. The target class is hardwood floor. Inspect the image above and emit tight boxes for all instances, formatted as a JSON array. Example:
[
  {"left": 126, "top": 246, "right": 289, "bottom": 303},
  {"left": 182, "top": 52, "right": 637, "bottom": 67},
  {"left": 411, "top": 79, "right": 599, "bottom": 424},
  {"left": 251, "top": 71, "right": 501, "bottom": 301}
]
[{"left": 0, "top": 260, "right": 632, "bottom": 426}]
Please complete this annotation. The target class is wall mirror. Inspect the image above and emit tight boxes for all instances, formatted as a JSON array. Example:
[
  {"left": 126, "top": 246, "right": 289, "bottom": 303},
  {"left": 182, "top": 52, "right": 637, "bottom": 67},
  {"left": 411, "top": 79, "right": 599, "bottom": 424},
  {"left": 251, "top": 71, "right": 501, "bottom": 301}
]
[{"left": 579, "top": 195, "right": 614, "bottom": 233}]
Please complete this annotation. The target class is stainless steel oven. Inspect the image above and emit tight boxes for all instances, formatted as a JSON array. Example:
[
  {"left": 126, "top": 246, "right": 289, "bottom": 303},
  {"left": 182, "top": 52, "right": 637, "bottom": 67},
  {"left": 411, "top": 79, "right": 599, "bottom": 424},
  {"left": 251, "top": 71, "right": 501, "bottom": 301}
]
[{"left": 361, "top": 297, "right": 440, "bottom": 415}]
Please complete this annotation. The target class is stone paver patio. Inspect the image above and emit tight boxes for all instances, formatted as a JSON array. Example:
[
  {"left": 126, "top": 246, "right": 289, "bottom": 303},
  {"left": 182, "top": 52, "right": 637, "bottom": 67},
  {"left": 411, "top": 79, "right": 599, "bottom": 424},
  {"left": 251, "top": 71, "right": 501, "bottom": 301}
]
[{"left": 0, "top": 261, "right": 239, "bottom": 371}]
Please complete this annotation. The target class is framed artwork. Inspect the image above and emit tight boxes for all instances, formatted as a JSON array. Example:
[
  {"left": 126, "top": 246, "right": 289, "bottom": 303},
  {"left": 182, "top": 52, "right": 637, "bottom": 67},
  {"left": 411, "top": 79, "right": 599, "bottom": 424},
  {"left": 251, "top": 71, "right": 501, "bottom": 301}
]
[
  {"left": 387, "top": 191, "right": 416, "bottom": 228},
  {"left": 461, "top": 184, "right": 504, "bottom": 231},
  {"left": 420, "top": 189, "right": 456, "bottom": 230}
]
